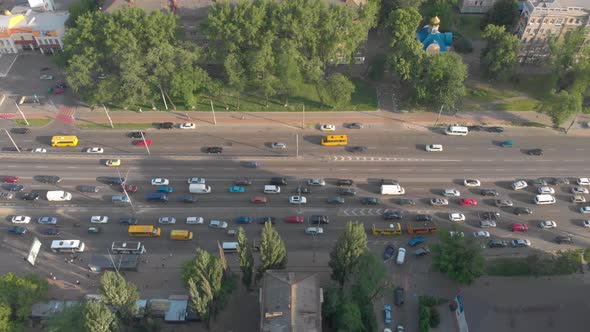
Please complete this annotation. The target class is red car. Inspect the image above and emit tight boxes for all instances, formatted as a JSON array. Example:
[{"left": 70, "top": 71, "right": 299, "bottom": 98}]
[
  {"left": 133, "top": 139, "right": 153, "bottom": 146},
  {"left": 3, "top": 176, "right": 19, "bottom": 183},
  {"left": 459, "top": 198, "right": 478, "bottom": 206},
  {"left": 511, "top": 223, "right": 529, "bottom": 232},
  {"left": 121, "top": 183, "right": 138, "bottom": 193},
  {"left": 251, "top": 196, "right": 268, "bottom": 204},
  {"left": 285, "top": 216, "right": 304, "bottom": 224}
]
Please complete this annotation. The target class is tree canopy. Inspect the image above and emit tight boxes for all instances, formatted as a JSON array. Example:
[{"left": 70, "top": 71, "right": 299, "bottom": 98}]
[
  {"left": 414, "top": 52, "right": 468, "bottom": 107},
  {"left": 329, "top": 221, "right": 367, "bottom": 287},
  {"left": 481, "top": 0, "right": 519, "bottom": 30},
  {"left": 481, "top": 24, "right": 521, "bottom": 80},
  {"left": 431, "top": 232, "right": 486, "bottom": 284},
  {"left": 0, "top": 273, "right": 48, "bottom": 332},
  {"left": 184, "top": 249, "right": 224, "bottom": 319},
  {"left": 99, "top": 271, "right": 139, "bottom": 321},
  {"left": 259, "top": 222, "right": 287, "bottom": 277}
]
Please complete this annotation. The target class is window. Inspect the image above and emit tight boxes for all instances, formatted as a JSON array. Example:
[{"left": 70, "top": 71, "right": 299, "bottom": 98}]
[
  {"left": 530, "top": 18, "right": 535, "bottom": 23},
  {"left": 550, "top": 20, "right": 554, "bottom": 24},
  {"left": 556, "top": 18, "right": 564, "bottom": 25},
  {"left": 526, "top": 28, "right": 531, "bottom": 33},
  {"left": 540, "top": 29, "right": 544, "bottom": 33}
]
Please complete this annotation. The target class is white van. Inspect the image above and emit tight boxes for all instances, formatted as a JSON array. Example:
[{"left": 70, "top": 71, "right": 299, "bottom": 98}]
[
  {"left": 264, "top": 185, "right": 281, "bottom": 194},
  {"left": 381, "top": 185, "right": 405, "bottom": 195},
  {"left": 534, "top": 194, "right": 556, "bottom": 205},
  {"left": 222, "top": 242, "right": 239, "bottom": 253},
  {"left": 396, "top": 247, "right": 406, "bottom": 265},
  {"left": 444, "top": 125, "right": 468, "bottom": 136},
  {"left": 189, "top": 184, "right": 211, "bottom": 194}
]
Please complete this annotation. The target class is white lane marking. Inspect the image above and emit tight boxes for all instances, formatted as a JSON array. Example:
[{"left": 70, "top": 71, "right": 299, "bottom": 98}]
[
  {"left": 431, "top": 169, "right": 443, "bottom": 171},
  {"left": 487, "top": 148, "right": 498, "bottom": 150},
  {"left": 463, "top": 169, "right": 474, "bottom": 171},
  {"left": 395, "top": 147, "right": 409, "bottom": 150},
  {"left": 367, "top": 169, "right": 381, "bottom": 171},
  {"left": 399, "top": 169, "right": 411, "bottom": 171},
  {"left": 455, "top": 147, "right": 468, "bottom": 150},
  {"left": 495, "top": 169, "right": 505, "bottom": 171},
  {"left": 576, "top": 148, "right": 585, "bottom": 151},
  {"left": 283, "top": 168, "right": 296, "bottom": 171},
  {"left": 160, "top": 167, "right": 173, "bottom": 170},
  {"left": 556, "top": 168, "right": 567, "bottom": 171},
  {"left": 525, "top": 169, "right": 537, "bottom": 171},
  {"left": 504, "top": 160, "right": 524, "bottom": 162},
  {"left": 337, "top": 169, "right": 349, "bottom": 171},
  {"left": 473, "top": 160, "right": 493, "bottom": 162},
  {"left": 6, "top": 165, "right": 17, "bottom": 168},
  {"left": 35, "top": 166, "right": 49, "bottom": 168},
  {"left": 66, "top": 166, "right": 78, "bottom": 169}
]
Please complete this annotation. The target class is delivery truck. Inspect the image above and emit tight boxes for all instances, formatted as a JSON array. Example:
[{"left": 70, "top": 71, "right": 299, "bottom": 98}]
[
  {"left": 380, "top": 184, "right": 405, "bottom": 195},
  {"left": 46, "top": 190, "right": 72, "bottom": 201},
  {"left": 189, "top": 184, "right": 212, "bottom": 194}
]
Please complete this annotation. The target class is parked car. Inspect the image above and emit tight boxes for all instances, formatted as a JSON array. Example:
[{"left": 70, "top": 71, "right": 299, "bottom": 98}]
[
  {"left": 209, "top": 220, "right": 228, "bottom": 228},
  {"left": 555, "top": 236, "right": 574, "bottom": 244},
  {"left": 271, "top": 142, "right": 287, "bottom": 149},
  {"left": 463, "top": 179, "right": 481, "bottom": 187},
  {"left": 384, "top": 211, "right": 403, "bottom": 220},
  {"left": 8, "top": 226, "right": 27, "bottom": 234},
  {"left": 304, "top": 227, "right": 324, "bottom": 235},
  {"left": 511, "top": 239, "right": 531, "bottom": 247},
  {"left": 151, "top": 178, "right": 169, "bottom": 186},
  {"left": 4, "top": 184, "right": 24, "bottom": 192},
  {"left": 512, "top": 180, "right": 528, "bottom": 190},
  {"left": 289, "top": 196, "right": 307, "bottom": 204},
  {"left": 473, "top": 231, "right": 490, "bottom": 238},
  {"left": 394, "top": 287, "right": 405, "bottom": 306},
  {"left": 319, "top": 124, "right": 336, "bottom": 131},
  {"left": 307, "top": 178, "right": 326, "bottom": 186},
  {"left": 310, "top": 215, "right": 330, "bottom": 224},
  {"left": 479, "top": 220, "right": 497, "bottom": 228},
  {"left": 459, "top": 198, "right": 477, "bottom": 206},
  {"left": 12, "top": 216, "right": 31, "bottom": 224},
  {"left": 383, "top": 244, "right": 395, "bottom": 260},
  {"left": 38, "top": 216, "right": 57, "bottom": 225},
  {"left": 413, "top": 247, "right": 431, "bottom": 257},
  {"left": 21, "top": 192, "right": 39, "bottom": 200},
  {"left": 495, "top": 199, "right": 514, "bottom": 207},
  {"left": 328, "top": 196, "right": 345, "bottom": 204},
  {"left": 514, "top": 207, "right": 533, "bottom": 215},
  {"left": 338, "top": 188, "right": 357, "bottom": 196},
  {"left": 539, "top": 220, "right": 557, "bottom": 229},
  {"left": 205, "top": 147, "right": 223, "bottom": 154},
  {"left": 430, "top": 198, "right": 448, "bottom": 206},
  {"left": 119, "top": 217, "right": 138, "bottom": 225},
  {"left": 488, "top": 239, "right": 508, "bottom": 248},
  {"left": 285, "top": 216, "right": 304, "bottom": 224},
  {"left": 408, "top": 236, "right": 425, "bottom": 247},
  {"left": 416, "top": 214, "right": 432, "bottom": 222},
  {"left": 235, "top": 216, "right": 253, "bottom": 224},
  {"left": 425, "top": 144, "right": 443, "bottom": 152},
  {"left": 449, "top": 213, "right": 465, "bottom": 222},
  {"left": 179, "top": 123, "right": 195, "bottom": 129},
  {"left": 258, "top": 217, "right": 276, "bottom": 225},
  {"left": 511, "top": 223, "right": 529, "bottom": 232},
  {"left": 86, "top": 147, "right": 104, "bottom": 154},
  {"left": 3, "top": 176, "right": 19, "bottom": 183},
  {"left": 186, "top": 217, "right": 204, "bottom": 224},
  {"left": 159, "top": 122, "right": 174, "bottom": 129},
  {"left": 384, "top": 305, "right": 392, "bottom": 324}
]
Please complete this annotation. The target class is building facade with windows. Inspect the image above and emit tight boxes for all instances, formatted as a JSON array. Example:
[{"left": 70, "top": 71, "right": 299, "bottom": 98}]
[
  {"left": 516, "top": 0, "right": 590, "bottom": 63},
  {"left": 459, "top": 0, "right": 498, "bottom": 14}
]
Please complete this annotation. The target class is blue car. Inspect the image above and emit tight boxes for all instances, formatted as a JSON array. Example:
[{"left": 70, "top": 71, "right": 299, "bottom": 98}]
[
  {"left": 384, "top": 304, "right": 392, "bottom": 324},
  {"left": 408, "top": 236, "right": 425, "bottom": 247},
  {"left": 158, "top": 186, "right": 174, "bottom": 193},
  {"left": 235, "top": 216, "right": 253, "bottom": 224},
  {"left": 383, "top": 244, "right": 396, "bottom": 260},
  {"left": 229, "top": 186, "right": 246, "bottom": 193}
]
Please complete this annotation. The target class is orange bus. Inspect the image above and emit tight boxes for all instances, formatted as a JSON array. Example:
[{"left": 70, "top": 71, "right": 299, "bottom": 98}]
[
  {"left": 128, "top": 225, "right": 161, "bottom": 237},
  {"left": 321, "top": 135, "right": 348, "bottom": 146}
]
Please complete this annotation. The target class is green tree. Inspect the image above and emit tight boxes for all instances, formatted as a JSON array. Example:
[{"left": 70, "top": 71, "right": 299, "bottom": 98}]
[
  {"left": 481, "top": 0, "right": 520, "bottom": 30},
  {"left": 414, "top": 52, "right": 467, "bottom": 107},
  {"left": 185, "top": 249, "right": 223, "bottom": 319},
  {"left": 259, "top": 222, "right": 287, "bottom": 277},
  {"left": 99, "top": 271, "right": 139, "bottom": 321},
  {"left": 481, "top": 24, "right": 521, "bottom": 80},
  {"left": 350, "top": 252, "right": 390, "bottom": 304},
  {"left": 544, "top": 89, "right": 583, "bottom": 126},
  {"left": 66, "top": 0, "right": 99, "bottom": 28},
  {"left": 420, "top": 0, "right": 455, "bottom": 31},
  {"left": 336, "top": 298, "right": 364, "bottom": 332},
  {"left": 0, "top": 272, "right": 48, "bottom": 331},
  {"left": 386, "top": 7, "right": 426, "bottom": 81},
  {"left": 83, "top": 301, "right": 118, "bottom": 332},
  {"left": 46, "top": 304, "right": 85, "bottom": 332},
  {"left": 329, "top": 221, "right": 367, "bottom": 287},
  {"left": 549, "top": 28, "right": 590, "bottom": 89},
  {"left": 431, "top": 232, "right": 486, "bottom": 284},
  {"left": 319, "top": 73, "right": 356, "bottom": 108},
  {"left": 237, "top": 227, "right": 254, "bottom": 287},
  {"left": 275, "top": 44, "right": 303, "bottom": 106},
  {"left": 224, "top": 52, "right": 248, "bottom": 110}
]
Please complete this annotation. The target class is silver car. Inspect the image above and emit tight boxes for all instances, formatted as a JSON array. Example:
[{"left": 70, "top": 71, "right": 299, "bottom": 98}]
[
  {"left": 430, "top": 198, "right": 449, "bottom": 206},
  {"left": 479, "top": 220, "right": 497, "bottom": 228},
  {"left": 495, "top": 199, "right": 513, "bottom": 207},
  {"left": 158, "top": 217, "right": 176, "bottom": 224},
  {"left": 271, "top": 142, "right": 287, "bottom": 149},
  {"left": 307, "top": 178, "right": 326, "bottom": 186}
]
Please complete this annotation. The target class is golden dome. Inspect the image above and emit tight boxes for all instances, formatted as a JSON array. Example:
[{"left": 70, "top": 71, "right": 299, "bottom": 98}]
[{"left": 430, "top": 16, "right": 440, "bottom": 26}]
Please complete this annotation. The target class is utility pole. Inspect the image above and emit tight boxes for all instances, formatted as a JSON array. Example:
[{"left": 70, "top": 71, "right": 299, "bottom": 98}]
[
  {"left": 301, "top": 103, "right": 305, "bottom": 129},
  {"left": 118, "top": 168, "right": 136, "bottom": 216},
  {"left": 3, "top": 128, "right": 20, "bottom": 153},
  {"left": 160, "top": 86, "right": 168, "bottom": 110},
  {"left": 210, "top": 100, "right": 217, "bottom": 125},
  {"left": 433, "top": 104, "right": 444, "bottom": 127},
  {"left": 102, "top": 104, "right": 114, "bottom": 128},
  {"left": 14, "top": 102, "right": 29, "bottom": 126},
  {"left": 140, "top": 131, "right": 151, "bottom": 156}
]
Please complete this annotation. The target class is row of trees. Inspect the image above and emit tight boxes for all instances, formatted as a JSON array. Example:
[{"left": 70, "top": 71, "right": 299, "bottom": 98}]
[{"left": 0, "top": 273, "right": 48, "bottom": 331}]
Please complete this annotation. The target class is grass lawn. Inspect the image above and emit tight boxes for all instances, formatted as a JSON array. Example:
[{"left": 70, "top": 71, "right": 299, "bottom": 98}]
[
  {"left": 77, "top": 122, "right": 156, "bottom": 130},
  {"left": 466, "top": 84, "right": 520, "bottom": 103},
  {"left": 151, "top": 79, "right": 378, "bottom": 113},
  {"left": 498, "top": 98, "right": 542, "bottom": 112},
  {"left": 455, "top": 15, "right": 483, "bottom": 40},
  {"left": 14, "top": 118, "right": 53, "bottom": 127},
  {"left": 510, "top": 73, "right": 556, "bottom": 100}
]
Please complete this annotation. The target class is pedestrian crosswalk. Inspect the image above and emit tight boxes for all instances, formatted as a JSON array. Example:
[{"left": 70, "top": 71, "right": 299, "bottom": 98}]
[{"left": 56, "top": 107, "right": 76, "bottom": 124}]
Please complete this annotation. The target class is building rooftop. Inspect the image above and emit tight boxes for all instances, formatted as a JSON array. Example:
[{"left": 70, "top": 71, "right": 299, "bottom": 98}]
[
  {"left": 261, "top": 271, "right": 322, "bottom": 332},
  {"left": 529, "top": 0, "right": 590, "bottom": 10}
]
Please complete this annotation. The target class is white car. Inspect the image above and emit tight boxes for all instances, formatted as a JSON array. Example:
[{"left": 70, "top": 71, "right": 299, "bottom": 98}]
[
  {"left": 179, "top": 123, "right": 195, "bottom": 129},
  {"left": 463, "top": 179, "right": 481, "bottom": 187},
  {"left": 31, "top": 148, "right": 47, "bottom": 153},
  {"left": 186, "top": 217, "right": 204, "bottom": 224},
  {"left": 539, "top": 220, "right": 557, "bottom": 229},
  {"left": 86, "top": 147, "right": 104, "bottom": 154},
  {"left": 425, "top": 144, "right": 443, "bottom": 152},
  {"left": 305, "top": 227, "right": 324, "bottom": 235},
  {"left": 582, "top": 220, "right": 590, "bottom": 228},
  {"left": 307, "top": 179, "right": 326, "bottom": 186},
  {"left": 319, "top": 124, "right": 336, "bottom": 131},
  {"left": 442, "top": 189, "right": 461, "bottom": 197},
  {"left": 289, "top": 196, "right": 307, "bottom": 204},
  {"left": 40, "top": 74, "right": 53, "bottom": 80},
  {"left": 209, "top": 220, "right": 228, "bottom": 229},
  {"left": 151, "top": 178, "right": 169, "bottom": 186},
  {"left": 11, "top": 215, "right": 31, "bottom": 224},
  {"left": 537, "top": 186, "right": 555, "bottom": 194},
  {"left": 572, "top": 186, "right": 589, "bottom": 194},
  {"left": 580, "top": 206, "right": 590, "bottom": 214},
  {"left": 90, "top": 216, "right": 108, "bottom": 224},
  {"left": 479, "top": 220, "right": 497, "bottom": 228},
  {"left": 187, "top": 177, "right": 206, "bottom": 184},
  {"left": 449, "top": 213, "right": 465, "bottom": 222},
  {"left": 512, "top": 180, "right": 528, "bottom": 190},
  {"left": 473, "top": 231, "right": 490, "bottom": 238},
  {"left": 430, "top": 198, "right": 448, "bottom": 206},
  {"left": 271, "top": 142, "right": 287, "bottom": 149},
  {"left": 577, "top": 178, "right": 590, "bottom": 186},
  {"left": 159, "top": 217, "right": 176, "bottom": 224}
]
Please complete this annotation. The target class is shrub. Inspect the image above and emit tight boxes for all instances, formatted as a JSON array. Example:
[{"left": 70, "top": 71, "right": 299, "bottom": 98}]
[
  {"left": 419, "top": 304, "right": 430, "bottom": 332},
  {"left": 429, "top": 307, "right": 441, "bottom": 328},
  {"left": 453, "top": 36, "right": 473, "bottom": 54}
]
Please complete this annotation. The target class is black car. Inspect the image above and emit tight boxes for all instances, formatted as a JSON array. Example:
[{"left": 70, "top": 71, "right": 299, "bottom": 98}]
[
  {"left": 4, "top": 184, "right": 24, "bottom": 192},
  {"left": 310, "top": 215, "right": 330, "bottom": 224},
  {"left": 398, "top": 198, "right": 416, "bottom": 205},
  {"left": 480, "top": 211, "right": 500, "bottom": 221},
  {"left": 8, "top": 226, "right": 27, "bottom": 235},
  {"left": 348, "top": 146, "right": 367, "bottom": 153},
  {"left": 487, "top": 126, "right": 504, "bottom": 133},
  {"left": 21, "top": 192, "right": 39, "bottom": 200},
  {"left": 11, "top": 128, "right": 30, "bottom": 135},
  {"left": 235, "top": 178, "right": 252, "bottom": 186},
  {"left": 346, "top": 122, "right": 364, "bottom": 129},
  {"left": 554, "top": 177, "right": 570, "bottom": 185},
  {"left": 337, "top": 179, "right": 354, "bottom": 186},
  {"left": 159, "top": 122, "right": 174, "bottom": 129},
  {"left": 105, "top": 177, "right": 125, "bottom": 185},
  {"left": 35, "top": 175, "right": 62, "bottom": 184},
  {"left": 270, "top": 177, "right": 287, "bottom": 186},
  {"left": 527, "top": 149, "right": 543, "bottom": 156},
  {"left": 78, "top": 185, "right": 99, "bottom": 193},
  {"left": 119, "top": 217, "right": 138, "bottom": 225},
  {"left": 43, "top": 227, "right": 60, "bottom": 236},
  {"left": 480, "top": 189, "right": 499, "bottom": 196},
  {"left": 394, "top": 287, "right": 405, "bottom": 306},
  {"left": 555, "top": 236, "right": 574, "bottom": 244},
  {"left": 514, "top": 207, "right": 532, "bottom": 215},
  {"left": 0, "top": 192, "right": 14, "bottom": 200},
  {"left": 258, "top": 216, "right": 276, "bottom": 225},
  {"left": 181, "top": 194, "right": 197, "bottom": 203},
  {"left": 416, "top": 214, "right": 432, "bottom": 222},
  {"left": 361, "top": 197, "right": 379, "bottom": 205},
  {"left": 295, "top": 186, "right": 311, "bottom": 194},
  {"left": 383, "top": 211, "right": 403, "bottom": 220},
  {"left": 328, "top": 196, "right": 345, "bottom": 204},
  {"left": 467, "top": 125, "right": 484, "bottom": 131},
  {"left": 488, "top": 239, "right": 508, "bottom": 248},
  {"left": 205, "top": 147, "right": 223, "bottom": 154},
  {"left": 338, "top": 188, "right": 357, "bottom": 196},
  {"left": 128, "top": 131, "right": 146, "bottom": 139},
  {"left": 55, "top": 82, "right": 67, "bottom": 89}
]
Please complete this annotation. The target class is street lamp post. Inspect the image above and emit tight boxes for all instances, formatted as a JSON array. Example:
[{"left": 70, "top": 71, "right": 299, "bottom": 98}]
[
  {"left": 139, "top": 131, "right": 151, "bottom": 156},
  {"left": 210, "top": 100, "right": 217, "bottom": 125},
  {"left": 102, "top": 104, "right": 114, "bottom": 128},
  {"left": 3, "top": 128, "right": 20, "bottom": 153},
  {"left": 14, "top": 102, "right": 29, "bottom": 126}
]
